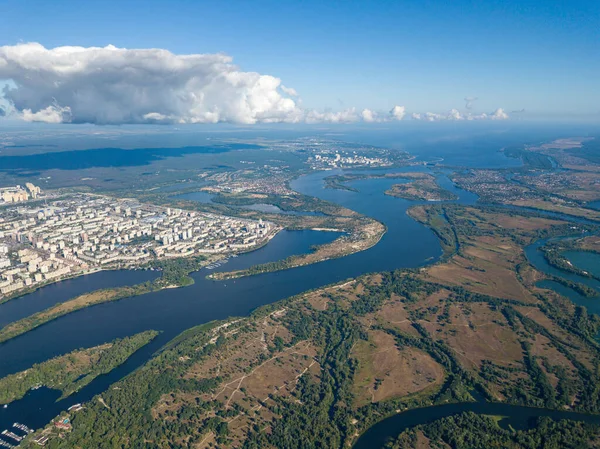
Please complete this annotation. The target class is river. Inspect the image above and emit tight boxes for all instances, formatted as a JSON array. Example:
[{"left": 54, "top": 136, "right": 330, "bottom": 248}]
[
  {"left": 0, "top": 165, "right": 449, "bottom": 432},
  {"left": 353, "top": 397, "right": 600, "bottom": 449},
  {"left": 0, "top": 269, "right": 159, "bottom": 329},
  {"left": 525, "top": 238, "right": 600, "bottom": 314},
  {"left": 0, "top": 163, "right": 599, "bottom": 446}
]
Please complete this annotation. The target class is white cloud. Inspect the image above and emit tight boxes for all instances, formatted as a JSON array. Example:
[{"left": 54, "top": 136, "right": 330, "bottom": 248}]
[
  {"left": 490, "top": 108, "right": 509, "bottom": 120},
  {"left": 0, "top": 42, "right": 511, "bottom": 125},
  {"left": 467, "top": 113, "right": 487, "bottom": 120},
  {"left": 305, "top": 108, "right": 360, "bottom": 124},
  {"left": 411, "top": 108, "right": 509, "bottom": 122},
  {"left": 389, "top": 105, "right": 406, "bottom": 121},
  {"left": 0, "top": 43, "right": 302, "bottom": 125},
  {"left": 22, "top": 103, "right": 72, "bottom": 123},
  {"left": 448, "top": 108, "right": 464, "bottom": 120},
  {"left": 142, "top": 112, "right": 176, "bottom": 122},
  {"left": 358, "top": 105, "right": 407, "bottom": 123},
  {"left": 361, "top": 108, "right": 377, "bottom": 122},
  {"left": 424, "top": 112, "right": 444, "bottom": 121},
  {"left": 280, "top": 85, "right": 299, "bottom": 97},
  {"left": 359, "top": 105, "right": 406, "bottom": 123}
]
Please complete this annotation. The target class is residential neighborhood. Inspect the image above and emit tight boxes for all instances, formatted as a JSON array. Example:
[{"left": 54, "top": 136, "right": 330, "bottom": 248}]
[{"left": 0, "top": 192, "right": 277, "bottom": 300}]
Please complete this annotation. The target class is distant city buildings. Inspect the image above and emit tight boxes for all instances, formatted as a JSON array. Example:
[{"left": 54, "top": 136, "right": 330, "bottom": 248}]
[
  {"left": 0, "top": 192, "right": 277, "bottom": 300},
  {"left": 310, "top": 152, "right": 388, "bottom": 168},
  {"left": 288, "top": 138, "right": 406, "bottom": 170},
  {"left": 0, "top": 183, "right": 42, "bottom": 204}
]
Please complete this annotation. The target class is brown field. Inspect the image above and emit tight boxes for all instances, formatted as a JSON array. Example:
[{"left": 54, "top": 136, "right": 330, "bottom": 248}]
[
  {"left": 529, "top": 334, "right": 575, "bottom": 380},
  {"left": 420, "top": 208, "right": 568, "bottom": 303},
  {"left": 201, "top": 206, "right": 600, "bottom": 440},
  {"left": 535, "top": 138, "right": 589, "bottom": 151},
  {"left": 515, "top": 170, "right": 600, "bottom": 202},
  {"left": 304, "top": 277, "right": 372, "bottom": 311},
  {"left": 515, "top": 305, "right": 596, "bottom": 371},
  {"left": 509, "top": 199, "right": 600, "bottom": 221},
  {"left": 38, "top": 289, "right": 121, "bottom": 318},
  {"left": 564, "top": 164, "right": 600, "bottom": 173},
  {"left": 575, "top": 235, "right": 600, "bottom": 253},
  {"left": 305, "top": 291, "right": 331, "bottom": 310},
  {"left": 372, "top": 295, "right": 421, "bottom": 337},
  {"left": 153, "top": 310, "right": 320, "bottom": 448},
  {"left": 424, "top": 252, "right": 536, "bottom": 302},
  {"left": 420, "top": 302, "right": 523, "bottom": 371},
  {"left": 519, "top": 263, "right": 546, "bottom": 287},
  {"left": 414, "top": 431, "right": 443, "bottom": 449},
  {"left": 525, "top": 137, "right": 595, "bottom": 168},
  {"left": 492, "top": 215, "right": 562, "bottom": 231},
  {"left": 407, "top": 204, "right": 428, "bottom": 222},
  {"left": 352, "top": 330, "right": 444, "bottom": 407},
  {"left": 41, "top": 201, "right": 600, "bottom": 449}
]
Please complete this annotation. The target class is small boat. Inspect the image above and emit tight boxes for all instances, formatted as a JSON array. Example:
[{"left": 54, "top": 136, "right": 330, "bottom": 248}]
[{"left": 13, "top": 423, "right": 33, "bottom": 434}]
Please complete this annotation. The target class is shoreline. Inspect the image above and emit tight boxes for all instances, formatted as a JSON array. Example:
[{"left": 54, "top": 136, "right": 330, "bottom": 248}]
[
  {"left": 0, "top": 228, "right": 282, "bottom": 306},
  {"left": 0, "top": 228, "right": 286, "bottom": 346},
  {"left": 209, "top": 218, "right": 386, "bottom": 280}
]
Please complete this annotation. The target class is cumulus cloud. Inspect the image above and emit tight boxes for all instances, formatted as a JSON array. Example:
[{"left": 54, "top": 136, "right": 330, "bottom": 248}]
[
  {"left": 0, "top": 42, "right": 511, "bottom": 125},
  {"left": 358, "top": 105, "right": 406, "bottom": 123},
  {"left": 389, "top": 105, "right": 406, "bottom": 120},
  {"left": 448, "top": 108, "right": 463, "bottom": 120},
  {"left": 360, "top": 108, "right": 376, "bottom": 123},
  {"left": 411, "top": 108, "right": 510, "bottom": 122},
  {"left": 22, "top": 103, "right": 72, "bottom": 123},
  {"left": 305, "top": 108, "right": 360, "bottom": 124},
  {"left": 423, "top": 112, "right": 444, "bottom": 121},
  {"left": 0, "top": 42, "right": 302, "bottom": 125},
  {"left": 490, "top": 108, "right": 509, "bottom": 120},
  {"left": 280, "top": 85, "right": 299, "bottom": 97}
]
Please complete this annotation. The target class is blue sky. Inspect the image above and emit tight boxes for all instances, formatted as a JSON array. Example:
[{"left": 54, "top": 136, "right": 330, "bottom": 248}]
[{"left": 0, "top": 0, "right": 599, "bottom": 121}]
